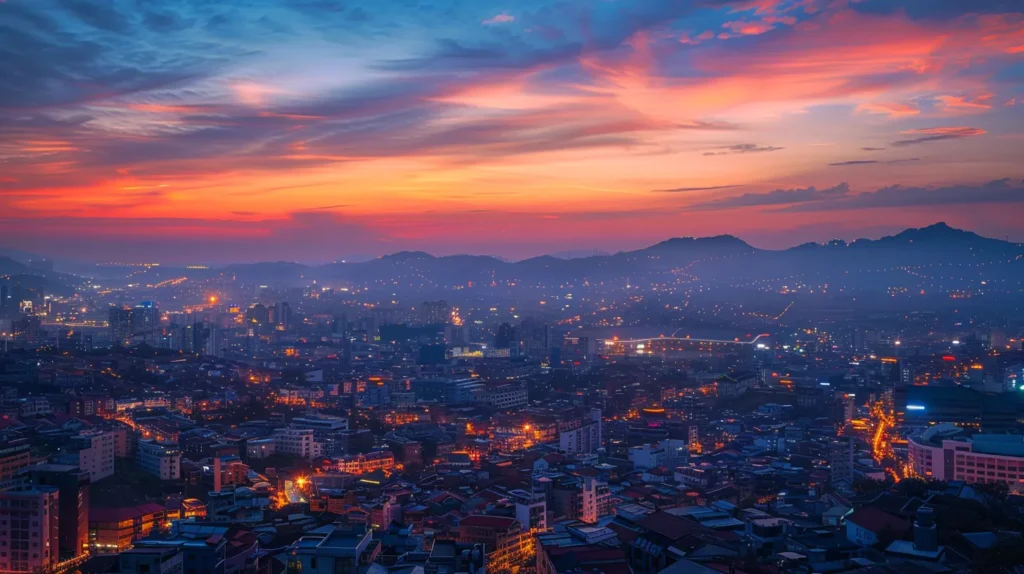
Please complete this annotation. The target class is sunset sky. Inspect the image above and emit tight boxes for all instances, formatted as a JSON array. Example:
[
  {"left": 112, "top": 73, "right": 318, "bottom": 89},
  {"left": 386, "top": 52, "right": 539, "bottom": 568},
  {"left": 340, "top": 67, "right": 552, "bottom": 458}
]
[{"left": 2, "top": 0, "right": 1023, "bottom": 263}]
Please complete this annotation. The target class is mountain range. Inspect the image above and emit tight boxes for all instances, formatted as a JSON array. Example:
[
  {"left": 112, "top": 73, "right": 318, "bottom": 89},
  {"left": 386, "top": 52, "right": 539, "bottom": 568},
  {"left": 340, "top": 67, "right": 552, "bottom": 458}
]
[
  {"left": 4, "top": 223, "right": 1022, "bottom": 295},
  {"left": 204, "top": 223, "right": 1024, "bottom": 293}
]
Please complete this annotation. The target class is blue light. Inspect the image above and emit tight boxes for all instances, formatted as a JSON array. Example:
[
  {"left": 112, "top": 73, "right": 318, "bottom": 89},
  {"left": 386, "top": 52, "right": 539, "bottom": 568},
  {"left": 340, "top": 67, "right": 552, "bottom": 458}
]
[{"left": 906, "top": 404, "right": 925, "bottom": 411}]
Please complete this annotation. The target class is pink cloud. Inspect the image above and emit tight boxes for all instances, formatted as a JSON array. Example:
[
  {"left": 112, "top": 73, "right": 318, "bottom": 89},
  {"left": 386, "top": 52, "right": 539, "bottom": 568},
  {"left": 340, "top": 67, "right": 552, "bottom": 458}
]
[
  {"left": 934, "top": 93, "right": 993, "bottom": 113},
  {"left": 483, "top": 13, "right": 515, "bottom": 25},
  {"left": 722, "top": 20, "right": 774, "bottom": 36},
  {"left": 855, "top": 102, "right": 921, "bottom": 118}
]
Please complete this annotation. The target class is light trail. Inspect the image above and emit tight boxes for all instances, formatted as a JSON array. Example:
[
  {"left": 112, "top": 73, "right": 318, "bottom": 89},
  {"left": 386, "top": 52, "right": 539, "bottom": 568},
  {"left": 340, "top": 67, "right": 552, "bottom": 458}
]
[{"left": 607, "top": 333, "right": 772, "bottom": 345}]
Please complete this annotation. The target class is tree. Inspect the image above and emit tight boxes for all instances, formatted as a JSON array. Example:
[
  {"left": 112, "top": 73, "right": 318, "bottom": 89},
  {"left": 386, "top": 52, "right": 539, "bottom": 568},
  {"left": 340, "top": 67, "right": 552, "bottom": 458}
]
[{"left": 853, "top": 477, "right": 886, "bottom": 496}]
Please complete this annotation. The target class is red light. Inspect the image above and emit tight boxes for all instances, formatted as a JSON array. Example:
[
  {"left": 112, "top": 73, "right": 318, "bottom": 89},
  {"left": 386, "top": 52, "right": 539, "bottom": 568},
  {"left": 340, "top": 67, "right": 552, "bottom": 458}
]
[{"left": 942, "top": 355, "right": 956, "bottom": 361}]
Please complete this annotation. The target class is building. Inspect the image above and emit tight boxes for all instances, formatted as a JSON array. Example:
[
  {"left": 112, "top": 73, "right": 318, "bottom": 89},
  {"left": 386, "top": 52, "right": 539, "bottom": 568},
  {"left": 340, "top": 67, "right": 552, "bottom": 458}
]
[
  {"left": 628, "top": 439, "right": 689, "bottom": 471},
  {"left": 457, "top": 515, "right": 528, "bottom": 574},
  {"left": 903, "top": 386, "right": 1022, "bottom": 433},
  {"left": 829, "top": 438, "right": 855, "bottom": 487},
  {"left": 558, "top": 408, "right": 602, "bottom": 456},
  {"left": 418, "top": 300, "right": 450, "bottom": 325},
  {"left": 273, "top": 426, "right": 320, "bottom": 460},
  {"left": 109, "top": 304, "right": 160, "bottom": 347},
  {"left": 845, "top": 507, "right": 910, "bottom": 547},
  {"left": 68, "top": 429, "right": 117, "bottom": 482},
  {"left": 22, "top": 465, "right": 90, "bottom": 562},
  {"left": 287, "top": 525, "right": 379, "bottom": 574},
  {"left": 245, "top": 438, "right": 276, "bottom": 460},
  {"left": 89, "top": 502, "right": 169, "bottom": 553},
  {"left": 0, "top": 486, "right": 60, "bottom": 573},
  {"left": 326, "top": 451, "right": 396, "bottom": 475},
  {"left": 909, "top": 425, "right": 1024, "bottom": 492},
  {"left": 510, "top": 490, "right": 547, "bottom": 533},
  {"left": 581, "top": 478, "right": 602, "bottom": 524},
  {"left": 136, "top": 440, "right": 182, "bottom": 480},
  {"left": 291, "top": 414, "right": 349, "bottom": 431},
  {"left": 109, "top": 307, "right": 133, "bottom": 347},
  {"left": 474, "top": 382, "right": 529, "bottom": 410},
  {"left": 0, "top": 439, "right": 31, "bottom": 486},
  {"left": 125, "top": 523, "right": 240, "bottom": 574},
  {"left": 715, "top": 373, "right": 751, "bottom": 400},
  {"left": 119, "top": 547, "right": 184, "bottom": 574}
]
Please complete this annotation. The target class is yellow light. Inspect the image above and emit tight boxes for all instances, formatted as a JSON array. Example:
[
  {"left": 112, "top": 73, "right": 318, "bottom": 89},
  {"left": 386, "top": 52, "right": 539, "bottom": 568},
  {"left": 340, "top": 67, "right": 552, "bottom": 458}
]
[{"left": 209, "top": 296, "right": 218, "bottom": 303}]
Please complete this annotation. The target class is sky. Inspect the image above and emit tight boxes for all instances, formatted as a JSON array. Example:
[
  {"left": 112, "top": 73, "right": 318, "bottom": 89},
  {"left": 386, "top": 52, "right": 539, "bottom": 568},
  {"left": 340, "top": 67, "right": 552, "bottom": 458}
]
[{"left": 1, "top": 0, "right": 1023, "bottom": 263}]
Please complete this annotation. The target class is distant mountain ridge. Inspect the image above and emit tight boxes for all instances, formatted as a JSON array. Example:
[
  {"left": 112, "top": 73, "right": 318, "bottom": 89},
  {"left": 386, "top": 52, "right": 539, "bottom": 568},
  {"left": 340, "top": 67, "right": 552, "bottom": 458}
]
[
  {"left": 16, "top": 224, "right": 1021, "bottom": 297},
  {"left": 206, "top": 222, "right": 1023, "bottom": 292}
]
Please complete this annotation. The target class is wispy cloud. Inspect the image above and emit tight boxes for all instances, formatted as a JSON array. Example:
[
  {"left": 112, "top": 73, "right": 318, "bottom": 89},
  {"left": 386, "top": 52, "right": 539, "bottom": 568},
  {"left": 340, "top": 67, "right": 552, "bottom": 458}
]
[
  {"left": 892, "top": 127, "right": 987, "bottom": 146},
  {"left": 482, "top": 13, "right": 515, "bottom": 25},
  {"left": 829, "top": 160, "right": 878, "bottom": 166},
  {"left": 829, "top": 158, "right": 920, "bottom": 166},
  {"left": 652, "top": 184, "right": 741, "bottom": 193},
  {"left": 856, "top": 102, "right": 920, "bottom": 118},
  {"left": 689, "top": 184, "right": 850, "bottom": 210},
  {"left": 935, "top": 94, "right": 994, "bottom": 114},
  {"left": 703, "top": 144, "right": 784, "bottom": 156}
]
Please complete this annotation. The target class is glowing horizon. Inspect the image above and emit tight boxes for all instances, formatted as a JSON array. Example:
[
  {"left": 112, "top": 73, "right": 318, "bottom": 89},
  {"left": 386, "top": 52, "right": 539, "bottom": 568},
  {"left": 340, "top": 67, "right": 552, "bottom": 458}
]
[{"left": 2, "top": 0, "right": 1023, "bottom": 263}]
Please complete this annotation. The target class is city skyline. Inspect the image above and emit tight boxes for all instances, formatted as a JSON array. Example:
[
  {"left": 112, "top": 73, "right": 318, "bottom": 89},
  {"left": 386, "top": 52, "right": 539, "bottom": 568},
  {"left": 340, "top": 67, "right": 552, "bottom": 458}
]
[{"left": 2, "top": 0, "right": 1024, "bottom": 262}]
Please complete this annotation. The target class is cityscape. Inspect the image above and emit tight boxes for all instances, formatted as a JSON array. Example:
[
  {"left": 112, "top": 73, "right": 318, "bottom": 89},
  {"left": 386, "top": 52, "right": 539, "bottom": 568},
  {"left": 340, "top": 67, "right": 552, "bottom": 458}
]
[
  {"left": 3, "top": 1, "right": 1024, "bottom": 574},
  {"left": 2, "top": 221, "right": 1024, "bottom": 574}
]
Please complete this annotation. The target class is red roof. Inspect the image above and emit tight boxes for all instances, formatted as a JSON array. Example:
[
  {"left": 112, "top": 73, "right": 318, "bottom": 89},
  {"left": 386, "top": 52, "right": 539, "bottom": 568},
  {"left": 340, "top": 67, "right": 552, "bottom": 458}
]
[
  {"left": 459, "top": 515, "right": 519, "bottom": 530},
  {"left": 638, "top": 511, "right": 703, "bottom": 540},
  {"left": 847, "top": 507, "right": 911, "bottom": 536},
  {"left": 469, "top": 489, "right": 505, "bottom": 503},
  {"left": 90, "top": 503, "right": 166, "bottom": 523}
]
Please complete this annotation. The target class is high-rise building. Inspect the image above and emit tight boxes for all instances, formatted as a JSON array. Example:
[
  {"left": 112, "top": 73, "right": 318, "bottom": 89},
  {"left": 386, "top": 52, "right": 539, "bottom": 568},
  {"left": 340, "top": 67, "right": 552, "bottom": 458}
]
[
  {"left": 519, "top": 320, "right": 554, "bottom": 360},
  {"left": 204, "top": 326, "right": 222, "bottom": 357},
  {"left": 136, "top": 440, "right": 181, "bottom": 480},
  {"left": 108, "top": 304, "right": 161, "bottom": 347},
  {"left": 829, "top": 438, "right": 855, "bottom": 487},
  {"left": 0, "top": 439, "right": 31, "bottom": 486},
  {"left": 495, "top": 322, "right": 516, "bottom": 350},
  {"left": 558, "top": 409, "right": 603, "bottom": 455},
  {"left": 581, "top": 477, "right": 600, "bottom": 524},
  {"left": 909, "top": 426, "right": 1024, "bottom": 493},
  {"left": 109, "top": 307, "right": 133, "bottom": 347},
  {"left": 248, "top": 304, "right": 269, "bottom": 328},
  {"left": 418, "top": 300, "right": 450, "bottom": 325},
  {"left": 0, "top": 486, "right": 60, "bottom": 573},
  {"left": 0, "top": 284, "right": 8, "bottom": 309},
  {"left": 65, "top": 430, "right": 117, "bottom": 483},
  {"left": 457, "top": 515, "right": 527, "bottom": 574},
  {"left": 131, "top": 302, "right": 160, "bottom": 345},
  {"left": 277, "top": 302, "right": 292, "bottom": 330},
  {"left": 22, "top": 464, "right": 90, "bottom": 562},
  {"left": 272, "top": 427, "right": 319, "bottom": 460}
]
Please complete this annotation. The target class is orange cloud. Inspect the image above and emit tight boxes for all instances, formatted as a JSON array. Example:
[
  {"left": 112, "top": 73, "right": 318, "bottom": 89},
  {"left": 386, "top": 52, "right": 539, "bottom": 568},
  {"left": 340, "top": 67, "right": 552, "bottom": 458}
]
[
  {"left": 934, "top": 93, "right": 993, "bottom": 113},
  {"left": 856, "top": 102, "right": 921, "bottom": 117}
]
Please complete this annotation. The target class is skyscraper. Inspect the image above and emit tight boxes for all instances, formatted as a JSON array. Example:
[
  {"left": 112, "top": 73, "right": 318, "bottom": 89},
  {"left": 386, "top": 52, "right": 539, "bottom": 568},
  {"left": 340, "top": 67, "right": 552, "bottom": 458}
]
[
  {"left": 108, "top": 307, "right": 133, "bottom": 347},
  {"left": 0, "top": 486, "right": 60, "bottom": 573},
  {"left": 23, "top": 465, "right": 90, "bottom": 562},
  {"left": 131, "top": 302, "right": 160, "bottom": 346},
  {"left": 829, "top": 438, "right": 855, "bottom": 487},
  {"left": 419, "top": 300, "right": 450, "bottom": 325},
  {"left": 495, "top": 322, "right": 516, "bottom": 350},
  {"left": 277, "top": 301, "right": 292, "bottom": 330}
]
